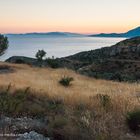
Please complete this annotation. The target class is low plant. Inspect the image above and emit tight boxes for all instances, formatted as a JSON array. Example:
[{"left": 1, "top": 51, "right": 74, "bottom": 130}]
[
  {"left": 0, "top": 85, "right": 29, "bottom": 116},
  {"left": 126, "top": 110, "right": 140, "bottom": 134},
  {"left": 47, "top": 58, "right": 59, "bottom": 68},
  {"left": 59, "top": 76, "right": 74, "bottom": 87}
]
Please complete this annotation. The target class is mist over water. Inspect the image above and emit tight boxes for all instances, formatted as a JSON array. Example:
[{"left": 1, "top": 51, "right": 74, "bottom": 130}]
[{"left": 1, "top": 36, "right": 125, "bottom": 61}]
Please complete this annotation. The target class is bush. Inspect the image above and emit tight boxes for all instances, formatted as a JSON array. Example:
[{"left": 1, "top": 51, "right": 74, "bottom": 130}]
[
  {"left": 126, "top": 110, "right": 140, "bottom": 134},
  {"left": 110, "top": 72, "right": 123, "bottom": 82},
  {"left": 52, "top": 117, "right": 67, "bottom": 129},
  {"left": 47, "top": 98, "right": 64, "bottom": 115},
  {"left": 15, "top": 59, "right": 25, "bottom": 64},
  {"left": 0, "top": 86, "right": 29, "bottom": 116},
  {"left": 47, "top": 58, "right": 59, "bottom": 68},
  {"left": 59, "top": 76, "right": 74, "bottom": 87}
]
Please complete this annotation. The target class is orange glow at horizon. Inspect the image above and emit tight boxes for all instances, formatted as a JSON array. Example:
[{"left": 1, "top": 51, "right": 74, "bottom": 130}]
[
  {"left": 0, "top": 24, "right": 138, "bottom": 34},
  {"left": 0, "top": 0, "right": 140, "bottom": 34}
]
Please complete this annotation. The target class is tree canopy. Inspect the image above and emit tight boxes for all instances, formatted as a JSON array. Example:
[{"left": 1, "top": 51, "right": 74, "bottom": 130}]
[
  {"left": 0, "top": 34, "right": 9, "bottom": 56},
  {"left": 35, "top": 50, "right": 46, "bottom": 61}
]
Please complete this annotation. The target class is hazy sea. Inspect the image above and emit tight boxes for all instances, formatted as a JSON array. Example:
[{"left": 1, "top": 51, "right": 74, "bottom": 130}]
[{"left": 1, "top": 36, "right": 125, "bottom": 61}]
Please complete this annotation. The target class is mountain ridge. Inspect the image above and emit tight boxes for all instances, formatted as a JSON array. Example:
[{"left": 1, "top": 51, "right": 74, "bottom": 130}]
[
  {"left": 90, "top": 26, "right": 140, "bottom": 38},
  {"left": 6, "top": 32, "right": 85, "bottom": 37},
  {"left": 5, "top": 26, "right": 140, "bottom": 38}
]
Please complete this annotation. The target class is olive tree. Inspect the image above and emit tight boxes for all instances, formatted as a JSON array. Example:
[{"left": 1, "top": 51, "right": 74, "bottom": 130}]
[
  {"left": 0, "top": 34, "right": 8, "bottom": 56},
  {"left": 35, "top": 50, "right": 46, "bottom": 61}
]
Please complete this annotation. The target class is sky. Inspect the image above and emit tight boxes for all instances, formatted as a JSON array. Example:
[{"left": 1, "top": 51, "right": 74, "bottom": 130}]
[{"left": 0, "top": 0, "right": 140, "bottom": 34}]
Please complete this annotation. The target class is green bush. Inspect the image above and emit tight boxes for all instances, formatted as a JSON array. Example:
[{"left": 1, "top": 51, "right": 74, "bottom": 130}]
[
  {"left": 110, "top": 72, "right": 123, "bottom": 82},
  {"left": 59, "top": 76, "right": 74, "bottom": 87},
  {"left": 126, "top": 110, "right": 140, "bottom": 134},
  {"left": 52, "top": 117, "right": 67, "bottom": 129},
  {"left": 47, "top": 98, "right": 64, "bottom": 115},
  {"left": 47, "top": 58, "right": 59, "bottom": 68},
  {"left": 0, "top": 86, "right": 29, "bottom": 116}
]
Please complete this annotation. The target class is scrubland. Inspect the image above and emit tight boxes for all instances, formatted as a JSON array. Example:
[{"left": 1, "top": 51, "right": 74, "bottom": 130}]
[{"left": 0, "top": 62, "right": 140, "bottom": 140}]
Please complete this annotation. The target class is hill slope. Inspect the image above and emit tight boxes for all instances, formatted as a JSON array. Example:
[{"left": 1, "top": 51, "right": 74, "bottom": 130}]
[
  {"left": 0, "top": 62, "right": 140, "bottom": 139},
  {"left": 57, "top": 37, "right": 140, "bottom": 81},
  {"left": 90, "top": 26, "right": 140, "bottom": 38}
]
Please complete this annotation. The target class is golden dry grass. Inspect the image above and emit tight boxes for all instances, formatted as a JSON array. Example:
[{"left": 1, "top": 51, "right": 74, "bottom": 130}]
[
  {"left": 0, "top": 62, "right": 140, "bottom": 106},
  {"left": 0, "top": 62, "right": 140, "bottom": 139}
]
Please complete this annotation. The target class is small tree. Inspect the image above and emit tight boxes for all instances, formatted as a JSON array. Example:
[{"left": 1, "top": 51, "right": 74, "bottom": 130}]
[
  {"left": 0, "top": 34, "right": 8, "bottom": 56},
  {"left": 35, "top": 50, "right": 46, "bottom": 61}
]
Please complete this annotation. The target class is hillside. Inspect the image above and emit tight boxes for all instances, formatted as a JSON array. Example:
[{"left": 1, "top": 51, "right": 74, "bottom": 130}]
[
  {"left": 0, "top": 62, "right": 140, "bottom": 139},
  {"left": 56, "top": 37, "right": 140, "bottom": 81},
  {"left": 90, "top": 26, "right": 140, "bottom": 38}
]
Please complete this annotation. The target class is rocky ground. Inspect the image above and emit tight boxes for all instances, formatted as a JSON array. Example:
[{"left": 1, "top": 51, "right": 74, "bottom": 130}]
[{"left": 0, "top": 116, "right": 50, "bottom": 140}]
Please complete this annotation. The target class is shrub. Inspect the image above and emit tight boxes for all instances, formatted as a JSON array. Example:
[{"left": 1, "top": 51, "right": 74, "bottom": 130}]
[
  {"left": 0, "top": 86, "right": 29, "bottom": 116},
  {"left": 47, "top": 58, "right": 59, "bottom": 68},
  {"left": 126, "top": 110, "right": 140, "bottom": 134},
  {"left": 110, "top": 72, "right": 123, "bottom": 82},
  {"left": 59, "top": 76, "right": 74, "bottom": 87},
  {"left": 52, "top": 117, "right": 67, "bottom": 129},
  {"left": 47, "top": 98, "right": 64, "bottom": 115},
  {"left": 15, "top": 59, "right": 25, "bottom": 64}
]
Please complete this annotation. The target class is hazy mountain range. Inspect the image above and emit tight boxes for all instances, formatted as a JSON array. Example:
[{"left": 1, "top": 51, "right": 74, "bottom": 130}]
[
  {"left": 6, "top": 32, "right": 86, "bottom": 37},
  {"left": 6, "top": 26, "right": 140, "bottom": 38}
]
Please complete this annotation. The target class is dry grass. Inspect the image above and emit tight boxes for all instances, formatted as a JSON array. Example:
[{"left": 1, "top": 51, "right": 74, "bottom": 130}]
[
  {"left": 0, "top": 62, "right": 140, "bottom": 105},
  {"left": 0, "top": 62, "right": 140, "bottom": 139}
]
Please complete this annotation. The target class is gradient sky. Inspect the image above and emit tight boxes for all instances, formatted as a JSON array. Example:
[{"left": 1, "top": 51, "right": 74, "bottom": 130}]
[{"left": 0, "top": 0, "right": 140, "bottom": 34}]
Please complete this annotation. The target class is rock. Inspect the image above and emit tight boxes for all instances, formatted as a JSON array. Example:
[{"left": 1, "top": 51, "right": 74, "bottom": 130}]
[
  {"left": 0, "top": 116, "right": 48, "bottom": 135},
  {"left": 17, "top": 131, "right": 50, "bottom": 140},
  {"left": 11, "top": 117, "right": 48, "bottom": 134}
]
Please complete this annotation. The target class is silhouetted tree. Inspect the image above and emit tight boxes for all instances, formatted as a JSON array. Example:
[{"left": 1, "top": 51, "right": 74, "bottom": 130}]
[{"left": 35, "top": 50, "right": 46, "bottom": 61}]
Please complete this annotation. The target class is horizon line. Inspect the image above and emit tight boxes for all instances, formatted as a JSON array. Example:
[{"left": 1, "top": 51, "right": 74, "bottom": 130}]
[{"left": 2, "top": 26, "right": 140, "bottom": 35}]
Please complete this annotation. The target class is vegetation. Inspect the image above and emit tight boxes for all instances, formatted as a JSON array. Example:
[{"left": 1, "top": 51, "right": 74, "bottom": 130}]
[
  {"left": 96, "top": 94, "right": 111, "bottom": 110},
  {"left": 0, "top": 62, "right": 140, "bottom": 139},
  {"left": 35, "top": 49, "right": 46, "bottom": 61},
  {"left": 126, "top": 110, "right": 140, "bottom": 134},
  {"left": 47, "top": 57, "right": 59, "bottom": 68},
  {"left": 59, "top": 76, "right": 74, "bottom": 87},
  {"left": 0, "top": 34, "right": 8, "bottom": 56}
]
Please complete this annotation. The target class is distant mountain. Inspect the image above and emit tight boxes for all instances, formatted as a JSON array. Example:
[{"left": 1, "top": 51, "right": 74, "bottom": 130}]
[
  {"left": 6, "top": 32, "right": 85, "bottom": 37},
  {"left": 90, "top": 26, "right": 140, "bottom": 38},
  {"left": 124, "top": 26, "right": 140, "bottom": 37},
  {"left": 5, "top": 26, "right": 140, "bottom": 38}
]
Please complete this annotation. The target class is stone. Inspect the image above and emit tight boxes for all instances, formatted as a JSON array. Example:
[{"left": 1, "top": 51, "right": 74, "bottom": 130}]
[{"left": 17, "top": 131, "right": 50, "bottom": 140}]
